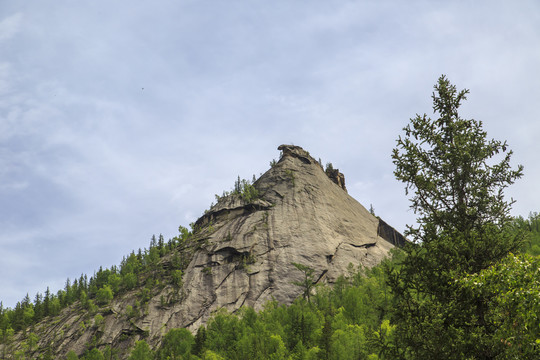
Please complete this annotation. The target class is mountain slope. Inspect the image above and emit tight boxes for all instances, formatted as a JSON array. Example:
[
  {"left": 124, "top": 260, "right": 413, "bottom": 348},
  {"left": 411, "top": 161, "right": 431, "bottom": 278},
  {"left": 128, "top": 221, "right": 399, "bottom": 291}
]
[{"left": 3, "top": 144, "right": 401, "bottom": 358}]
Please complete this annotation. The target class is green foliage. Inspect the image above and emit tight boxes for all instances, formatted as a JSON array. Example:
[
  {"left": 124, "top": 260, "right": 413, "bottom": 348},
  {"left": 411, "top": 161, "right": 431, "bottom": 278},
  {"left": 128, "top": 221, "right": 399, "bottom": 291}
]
[
  {"left": 22, "top": 302, "right": 34, "bottom": 328},
  {"left": 79, "top": 320, "right": 87, "bottom": 335},
  {"left": 84, "top": 348, "right": 104, "bottom": 360},
  {"left": 66, "top": 350, "right": 79, "bottom": 360},
  {"left": 93, "top": 314, "right": 104, "bottom": 329},
  {"left": 236, "top": 323, "right": 288, "bottom": 359},
  {"left": 0, "top": 218, "right": 201, "bottom": 340},
  {"left": 200, "top": 350, "right": 225, "bottom": 359},
  {"left": 291, "top": 263, "right": 316, "bottom": 302},
  {"left": 2, "top": 87, "right": 536, "bottom": 359},
  {"left": 0, "top": 254, "right": 407, "bottom": 358},
  {"left": 102, "top": 346, "right": 119, "bottom": 360},
  {"left": 329, "top": 322, "right": 369, "bottom": 360},
  {"left": 157, "top": 258, "right": 396, "bottom": 359},
  {"left": 515, "top": 212, "right": 540, "bottom": 256},
  {"left": 389, "top": 75, "right": 525, "bottom": 358},
  {"left": 95, "top": 286, "right": 114, "bottom": 306},
  {"left": 369, "top": 320, "right": 396, "bottom": 359},
  {"left": 86, "top": 299, "right": 97, "bottom": 314},
  {"left": 392, "top": 75, "right": 524, "bottom": 264},
  {"left": 175, "top": 225, "right": 192, "bottom": 246},
  {"left": 49, "top": 297, "right": 61, "bottom": 317},
  {"left": 125, "top": 305, "right": 137, "bottom": 319},
  {"left": 156, "top": 328, "right": 195, "bottom": 359},
  {"left": 107, "top": 274, "right": 122, "bottom": 294},
  {"left": 458, "top": 253, "right": 540, "bottom": 358},
  {"left": 172, "top": 270, "right": 183, "bottom": 288},
  {"left": 121, "top": 252, "right": 142, "bottom": 275},
  {"left": 239, "top": 181, "right": 259, "bottom": 203},
  {"left": 128, "top": 340, "right": 154, "bottom": 360},
  {"left": 144, "top": 246, "right": 160, "bottom": 268},
  {"left": 203, "top": 310, "right": 242, "bottom": 358},
  {"left": 1, "top": 247, "right": 401, "bottom": 358},
  {"left": 123, "top": 272, "right": 138, "bottom": 290},
  {"left": 216, "top": 176, "right": 260, "bottom": 204},
  {"left": 26, "top": 332, "right": 38, "bottom": 352}
]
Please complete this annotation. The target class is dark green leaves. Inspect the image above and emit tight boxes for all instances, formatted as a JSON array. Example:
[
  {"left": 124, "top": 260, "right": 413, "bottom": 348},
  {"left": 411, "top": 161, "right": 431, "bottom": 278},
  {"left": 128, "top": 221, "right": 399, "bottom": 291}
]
[{"left": 389, "top": 75, "right": 525, "bottom": 358}]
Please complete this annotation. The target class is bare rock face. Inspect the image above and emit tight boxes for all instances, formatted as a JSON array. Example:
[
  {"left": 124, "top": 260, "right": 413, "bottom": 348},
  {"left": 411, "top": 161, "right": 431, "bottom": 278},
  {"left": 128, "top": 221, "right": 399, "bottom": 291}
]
[
  {"left": 325, "top": 167, "right": 347, "bottom": 192},
  {"left": 6, "top": 145, "right": 398, "bottom": 358},
  {"left": 174, "top": 144, "right": 393, "bottom": 330}
]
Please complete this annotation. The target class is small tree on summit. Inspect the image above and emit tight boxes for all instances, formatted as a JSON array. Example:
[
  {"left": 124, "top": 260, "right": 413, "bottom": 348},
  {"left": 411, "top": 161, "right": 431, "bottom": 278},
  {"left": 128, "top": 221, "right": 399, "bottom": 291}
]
[{"left": 389, "top": 75, "right": 524, "bottom": 359}]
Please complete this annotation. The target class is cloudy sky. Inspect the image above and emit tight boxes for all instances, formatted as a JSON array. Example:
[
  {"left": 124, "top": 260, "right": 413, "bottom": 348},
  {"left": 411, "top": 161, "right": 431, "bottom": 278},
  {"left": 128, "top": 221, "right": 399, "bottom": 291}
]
[{"left": 1, "top": 1, "right": 539, "bottom": 308}]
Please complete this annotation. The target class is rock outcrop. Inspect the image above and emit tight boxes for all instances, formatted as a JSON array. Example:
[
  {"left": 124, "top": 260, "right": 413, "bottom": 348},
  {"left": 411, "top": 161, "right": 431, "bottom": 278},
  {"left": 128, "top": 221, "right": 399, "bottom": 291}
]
[
  {"left": 325, "top": 167, "right": 347, "bottom": 192},
  {"left": 5, "top": 145, "right": 401, "bottom": 358},
  {"left": 180, "top": 144, "right": 393, "bottom": 331}
]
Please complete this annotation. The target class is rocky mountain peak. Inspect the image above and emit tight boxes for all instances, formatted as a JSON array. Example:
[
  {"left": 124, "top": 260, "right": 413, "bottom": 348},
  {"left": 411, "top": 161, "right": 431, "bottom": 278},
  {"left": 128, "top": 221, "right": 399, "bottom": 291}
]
[
  {"left": 277, "top": 144, "right": 347, "bottom": 191},
  {"left": 277, "top": 144, "right": 313, "bottom": 163},
  {"left": 183, "top": 144, "right": 396, "bottom": 330},
  {"left": 5, "top": 145, "right": 403, "bottom": 358}
]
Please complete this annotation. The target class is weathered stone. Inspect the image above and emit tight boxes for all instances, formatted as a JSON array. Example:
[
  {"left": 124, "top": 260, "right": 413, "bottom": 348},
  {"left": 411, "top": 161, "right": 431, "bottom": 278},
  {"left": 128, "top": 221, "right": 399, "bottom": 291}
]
[
  {"left": 325, "top": 167, "right": 347, "bottom": 192},
  {"left": 5, "top": 145, "right": 400, "bottom": 359},
  {"left": 175, "top": 144, "right": 394, "bottom": 332}
]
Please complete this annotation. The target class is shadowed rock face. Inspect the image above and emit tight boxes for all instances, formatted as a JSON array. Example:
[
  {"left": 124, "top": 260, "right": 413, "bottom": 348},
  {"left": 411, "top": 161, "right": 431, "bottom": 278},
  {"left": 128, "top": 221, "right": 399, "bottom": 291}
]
[{"left": 7, "top": 145, "right": 397, "bottom": 358}]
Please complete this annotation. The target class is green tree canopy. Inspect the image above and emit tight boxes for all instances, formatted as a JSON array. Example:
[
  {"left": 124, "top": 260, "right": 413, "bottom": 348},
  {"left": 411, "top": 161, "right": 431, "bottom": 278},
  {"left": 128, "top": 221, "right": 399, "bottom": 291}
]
[
  {"left": 459, "top": 253, "right": 540, "bottom": 358},
  {"left": 157, "top": 328, "right": 195, "bottom": 359},
  {"left": 66, "top": 350, "right": 79, "bottom": 360},
  {"left": 389, "top": 75, "right": 524, "bottom": 359},
  {"left": 84, "top": 348, "right": 104, "bottom": 360},
  {"left": 128, "top": 340, "right": 154, "bottom": 360},
  {"left": 392, "top": 75, "right": 523, "bottom": 268},
  {"left": 95, "top": 285, "right": 114, "bottom": 306}
]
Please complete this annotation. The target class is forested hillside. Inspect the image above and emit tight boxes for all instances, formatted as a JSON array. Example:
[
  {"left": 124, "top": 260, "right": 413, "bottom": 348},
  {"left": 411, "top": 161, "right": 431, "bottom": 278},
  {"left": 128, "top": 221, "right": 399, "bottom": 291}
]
[
  {"left": 2, "top": 215, "right": 537, "bottom": 360},
  {"left": 4, "top": 209, "right": 536, "bottom": 339}
]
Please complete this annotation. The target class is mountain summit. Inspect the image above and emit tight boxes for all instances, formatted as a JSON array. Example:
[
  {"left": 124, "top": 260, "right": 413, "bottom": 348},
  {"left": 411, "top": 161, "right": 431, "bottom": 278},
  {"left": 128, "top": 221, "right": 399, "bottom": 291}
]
[
  {"left": 4, "top": 145, "right": 403, "bottom": 358},
  {"left": 180, "top": 144, "right": 400, "bottom": 329}
]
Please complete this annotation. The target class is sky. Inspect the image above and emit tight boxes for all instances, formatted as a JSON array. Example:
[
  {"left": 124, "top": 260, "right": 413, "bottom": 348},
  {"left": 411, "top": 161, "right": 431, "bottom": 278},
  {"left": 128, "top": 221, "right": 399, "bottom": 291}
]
[{"left": 1, "top": 0, "right": 539, "bottom": 308}]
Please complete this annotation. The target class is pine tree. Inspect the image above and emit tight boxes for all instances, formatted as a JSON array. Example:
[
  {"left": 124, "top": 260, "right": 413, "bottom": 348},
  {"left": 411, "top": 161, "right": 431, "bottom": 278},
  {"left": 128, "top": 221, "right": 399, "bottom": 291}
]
[
  {"left": 389, "top": 75, "right": 524, "bottom": 359},
  {"left": 43, "top": 287, "right": 51, "bottom": 317}
]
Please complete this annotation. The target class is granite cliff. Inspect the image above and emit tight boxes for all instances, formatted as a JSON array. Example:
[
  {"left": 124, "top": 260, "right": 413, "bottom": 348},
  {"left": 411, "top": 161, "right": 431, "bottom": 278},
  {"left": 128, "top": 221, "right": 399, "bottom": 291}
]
[{"left": 4, "top": 145, "right": 402, "bottom": 358}]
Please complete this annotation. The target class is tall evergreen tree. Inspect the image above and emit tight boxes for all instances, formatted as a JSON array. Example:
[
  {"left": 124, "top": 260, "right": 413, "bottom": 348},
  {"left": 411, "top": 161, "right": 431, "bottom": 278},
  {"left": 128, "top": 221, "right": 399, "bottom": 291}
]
[
  {"left": 389, "top": 75, "right": 524, "bottom": 359},
  {"left": 43, "top": 287, "right": 51, "bottom": 317},
  {"left": 33, "top": 293, "right": 43, "bottom": 322}
]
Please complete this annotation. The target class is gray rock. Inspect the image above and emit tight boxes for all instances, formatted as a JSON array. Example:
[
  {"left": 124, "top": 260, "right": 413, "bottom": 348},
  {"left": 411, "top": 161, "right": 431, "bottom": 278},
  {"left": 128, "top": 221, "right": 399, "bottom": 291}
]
[
  {"left": 174, "top": 144, "right": 394, "bottom": 332},
  {"left": 5, "top": 145, "right": 398, "bottom": 358}
]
